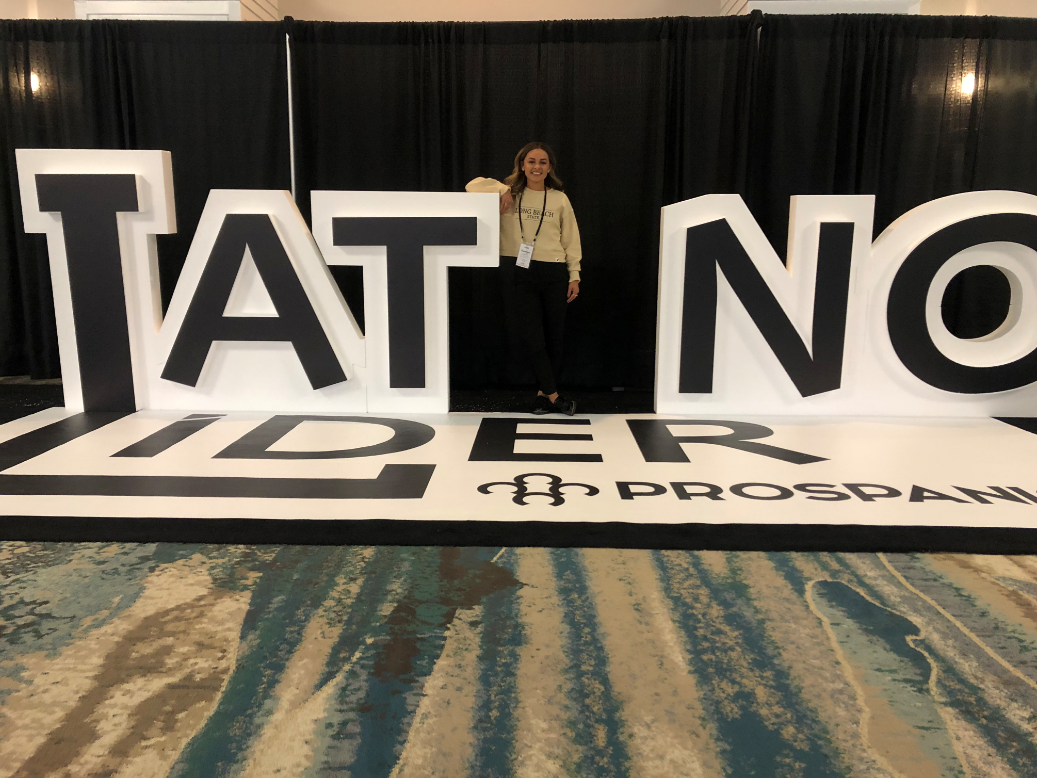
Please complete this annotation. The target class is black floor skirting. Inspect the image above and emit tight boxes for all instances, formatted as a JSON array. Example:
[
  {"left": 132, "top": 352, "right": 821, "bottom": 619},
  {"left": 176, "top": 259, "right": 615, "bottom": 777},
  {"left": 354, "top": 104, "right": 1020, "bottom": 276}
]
[{"left": 2, "top": 515, "right": 1036, "bottom": 553}]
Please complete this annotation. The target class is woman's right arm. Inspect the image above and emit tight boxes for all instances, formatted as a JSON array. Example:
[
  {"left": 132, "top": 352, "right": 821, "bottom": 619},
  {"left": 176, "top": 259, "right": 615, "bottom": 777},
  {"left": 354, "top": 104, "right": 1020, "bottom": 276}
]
[{"left": 465, "top": 178, "right": 512, "bottom": 214}]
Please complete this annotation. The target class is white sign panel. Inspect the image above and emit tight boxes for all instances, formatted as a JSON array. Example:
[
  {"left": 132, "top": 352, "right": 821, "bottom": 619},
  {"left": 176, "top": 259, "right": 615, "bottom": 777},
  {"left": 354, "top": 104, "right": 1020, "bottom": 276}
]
[
  {"left": 311, "top": 191, "right": 499, "bottom": 414},
  {"left": 656, "top": 191, "right": 1037, "bottom": 417},
  {"left": 18, "top": 148, "right": 1037, "bottom": 419},
  {"left": 16, "top": 149, "right": 499, "bottom": 415},
  {"left": 2, "top": 409, "right": 1037, "bottom": 530}
]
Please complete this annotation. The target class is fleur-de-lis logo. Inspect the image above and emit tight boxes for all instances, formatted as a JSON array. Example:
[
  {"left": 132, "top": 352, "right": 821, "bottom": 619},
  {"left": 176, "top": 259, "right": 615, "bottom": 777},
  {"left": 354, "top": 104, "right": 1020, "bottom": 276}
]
[{"left": 478, "top": 473, "right": 599, "bottom": 506}]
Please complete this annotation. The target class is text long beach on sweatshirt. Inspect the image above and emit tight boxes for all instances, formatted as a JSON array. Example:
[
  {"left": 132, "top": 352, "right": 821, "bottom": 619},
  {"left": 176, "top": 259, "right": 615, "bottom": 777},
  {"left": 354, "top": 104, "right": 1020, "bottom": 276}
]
[{"left": 466, "top": 177, "right": 583, "bottom": 281}]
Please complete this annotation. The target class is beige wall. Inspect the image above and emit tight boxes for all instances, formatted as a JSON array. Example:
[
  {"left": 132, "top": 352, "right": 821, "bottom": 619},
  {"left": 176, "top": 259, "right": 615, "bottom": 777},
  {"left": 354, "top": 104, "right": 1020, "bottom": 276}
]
[
  {"left": 1, "top": 0, "right": 1035, "bottom": 21},
  {"left": 922, "top": 0, "right": 1036, "bottom": 14},
  {"left": 279, "top": 0, "right": 722, "bottom": 21},
  {"left": 281, "top": 0, "right": 1034, "bottom": 20},
  {"left": 1, "top": 0, "right": 74, "bottom": 18}
]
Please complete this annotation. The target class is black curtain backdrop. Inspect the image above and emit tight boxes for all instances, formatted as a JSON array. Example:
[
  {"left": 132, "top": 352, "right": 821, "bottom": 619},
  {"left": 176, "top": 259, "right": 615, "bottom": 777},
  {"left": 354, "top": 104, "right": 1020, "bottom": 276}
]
[
  {"left": 289, "top": 17, "right": 760, "bottom": 390},
  {"left": 747, "top": 14, "right": 1037, "bottom": 339},
  {"left": 3, "top": 14, "right": 1037, "bottom": 387},
  {"left": 0, "top": 20, "right": 290, "bottom": 378}
]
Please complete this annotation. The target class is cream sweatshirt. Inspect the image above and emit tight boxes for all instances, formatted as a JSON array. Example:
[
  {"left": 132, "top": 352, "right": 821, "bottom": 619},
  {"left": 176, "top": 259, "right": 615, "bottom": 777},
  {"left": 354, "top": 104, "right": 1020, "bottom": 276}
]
[{"left": 466, "top": 177, "right": 583, "bottom": 281}]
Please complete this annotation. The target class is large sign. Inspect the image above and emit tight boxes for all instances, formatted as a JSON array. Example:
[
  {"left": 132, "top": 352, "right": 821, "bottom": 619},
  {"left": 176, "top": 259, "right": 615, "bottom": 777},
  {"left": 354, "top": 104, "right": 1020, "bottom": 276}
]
[
  {"left": 16, "top": 149, "right": 498, "bottom": 414},
  {"left": 17, "top": 149, "right": 1037, "bottom": 417},
  {"left": 657, "top": 192, "right": 1037, "bottom": 416},
  {"left": 2, "top": 409, "right": 1037, "bottom": 528}
]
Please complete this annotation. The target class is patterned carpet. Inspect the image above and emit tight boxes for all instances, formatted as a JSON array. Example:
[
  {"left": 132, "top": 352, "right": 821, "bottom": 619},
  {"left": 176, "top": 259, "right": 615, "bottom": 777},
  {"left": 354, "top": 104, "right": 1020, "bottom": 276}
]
[{"left": 2, "top": 544, "right": 1036, "bottom": 777}]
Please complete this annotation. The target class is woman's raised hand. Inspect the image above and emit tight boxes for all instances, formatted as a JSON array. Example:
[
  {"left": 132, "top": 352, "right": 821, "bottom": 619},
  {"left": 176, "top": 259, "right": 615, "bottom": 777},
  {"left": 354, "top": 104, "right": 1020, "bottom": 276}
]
[{"left": 500, "top": 190, "right": 513, "bottom": 214}]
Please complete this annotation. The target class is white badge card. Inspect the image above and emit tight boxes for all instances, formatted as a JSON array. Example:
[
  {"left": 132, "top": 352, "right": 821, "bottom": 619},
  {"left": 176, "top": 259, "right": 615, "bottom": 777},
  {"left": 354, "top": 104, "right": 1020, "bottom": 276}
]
[{"left": 516, "top": 242, "right": 534, "bottom": 269}]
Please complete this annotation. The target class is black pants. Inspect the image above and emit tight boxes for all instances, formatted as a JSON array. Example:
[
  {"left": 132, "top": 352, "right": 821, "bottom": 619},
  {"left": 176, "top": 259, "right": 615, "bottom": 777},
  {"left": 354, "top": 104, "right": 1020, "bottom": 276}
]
[{"left": 500, "top": 256, "right": 569, "bottom": 395}]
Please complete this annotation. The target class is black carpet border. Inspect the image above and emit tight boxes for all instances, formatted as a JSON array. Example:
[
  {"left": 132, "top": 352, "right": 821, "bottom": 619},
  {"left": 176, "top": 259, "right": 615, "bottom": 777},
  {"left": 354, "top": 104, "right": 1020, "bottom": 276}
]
[{"left": 1, "top": 515, "right": 1036, "bottom": 553}]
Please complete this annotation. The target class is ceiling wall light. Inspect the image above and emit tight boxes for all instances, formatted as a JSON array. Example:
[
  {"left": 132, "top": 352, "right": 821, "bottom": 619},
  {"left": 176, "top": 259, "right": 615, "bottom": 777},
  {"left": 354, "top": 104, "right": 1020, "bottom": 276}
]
[
  {"left": 961, "top": 72, "right": 976, "bottom": 96},
  {"left": 30, "top": 72, "right": 40, "bottom": 93}
]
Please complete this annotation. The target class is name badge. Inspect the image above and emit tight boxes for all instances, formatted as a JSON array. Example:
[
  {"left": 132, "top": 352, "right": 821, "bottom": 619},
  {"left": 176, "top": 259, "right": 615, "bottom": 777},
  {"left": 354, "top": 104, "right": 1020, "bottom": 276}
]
[{"left": 516, "top": 242, "right": 534, "bottom": 269}]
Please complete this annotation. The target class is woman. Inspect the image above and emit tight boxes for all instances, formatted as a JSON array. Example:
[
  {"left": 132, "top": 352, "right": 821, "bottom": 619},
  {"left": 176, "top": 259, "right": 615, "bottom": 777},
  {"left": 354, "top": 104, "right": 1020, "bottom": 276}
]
[{"left": 467, "top": 142, "right": 582, "bottom": 415}]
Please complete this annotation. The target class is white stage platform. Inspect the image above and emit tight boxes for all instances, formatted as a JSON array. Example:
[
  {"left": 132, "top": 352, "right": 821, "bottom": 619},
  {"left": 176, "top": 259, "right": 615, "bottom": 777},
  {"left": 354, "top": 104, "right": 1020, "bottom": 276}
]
[{"left": 2, "top": 408, "right": 1036, "bottom": 549}]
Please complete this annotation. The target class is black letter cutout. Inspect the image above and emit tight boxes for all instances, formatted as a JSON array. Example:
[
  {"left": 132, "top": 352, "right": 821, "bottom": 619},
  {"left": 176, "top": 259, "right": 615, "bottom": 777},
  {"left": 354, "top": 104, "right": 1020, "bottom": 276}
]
[
  {"left": 163, "top": 214, "right": 345, "bottom": 389},
  {"left": 468, "top": 418, "right": 602, "bottom": 462},
  {"left": 617, "top": 482, "right": 667, "bottom": 500},
  {"left": 627, "top": 419, "right": 825, "bottom": 464},
  {"left": 36, "top": 174, "right": 140, "bottom": 412},
  {"left": 671, "top": 482, "right": 724, "bottom": 500},
  {"left": 794, "top": 483, "right": 851, "bottom": 501},
  {"left": 888, "top": 213, "right": 1037, "bottom": 393},
  {"left": 679, "top": 220, "right": 855, "bottom": 397},
  {"left": 114, "top": 414, "right": 224, "bottom": 457},
  {"left": 333, "top": 217, "right": 477, "bottom": 388},
  {"left": 0, "top": 414, "right": 435, "bottom": 500},
  {"left": 215, "top": 415, "right": 435, "bottom": 459}
]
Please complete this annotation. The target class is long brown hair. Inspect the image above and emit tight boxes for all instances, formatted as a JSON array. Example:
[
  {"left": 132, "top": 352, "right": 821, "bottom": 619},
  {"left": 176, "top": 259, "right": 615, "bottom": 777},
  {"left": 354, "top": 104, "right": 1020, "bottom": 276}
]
[{"left": 503, "top": 142, "right": 564, "bottom": 196}]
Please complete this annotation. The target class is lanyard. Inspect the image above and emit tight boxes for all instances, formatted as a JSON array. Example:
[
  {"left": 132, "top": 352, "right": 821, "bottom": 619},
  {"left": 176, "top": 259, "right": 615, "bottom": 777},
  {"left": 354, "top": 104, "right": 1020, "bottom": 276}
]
[{"left": 517, "top": 187, "right": 548, "bottom": 244}]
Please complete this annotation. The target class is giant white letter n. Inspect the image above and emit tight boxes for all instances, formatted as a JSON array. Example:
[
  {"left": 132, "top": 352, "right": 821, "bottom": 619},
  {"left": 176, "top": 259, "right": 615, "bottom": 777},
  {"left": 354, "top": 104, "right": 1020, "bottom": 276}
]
[{"left": 655, "top": 194, "right": 875, "bottom": 415}]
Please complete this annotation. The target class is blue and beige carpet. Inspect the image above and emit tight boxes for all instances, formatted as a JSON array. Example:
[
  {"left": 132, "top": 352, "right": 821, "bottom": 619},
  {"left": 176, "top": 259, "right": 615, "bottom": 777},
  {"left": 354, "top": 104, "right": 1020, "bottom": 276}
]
[{"left": 2, "top": 543, "right": 1037, "bottom": 777}]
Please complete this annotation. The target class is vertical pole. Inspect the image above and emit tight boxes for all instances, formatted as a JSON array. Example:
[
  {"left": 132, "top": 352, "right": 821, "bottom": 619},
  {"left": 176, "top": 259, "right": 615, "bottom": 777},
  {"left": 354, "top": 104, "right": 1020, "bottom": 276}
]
[{"left": 286, "top": 32, "right": 297, "bottom": 202}]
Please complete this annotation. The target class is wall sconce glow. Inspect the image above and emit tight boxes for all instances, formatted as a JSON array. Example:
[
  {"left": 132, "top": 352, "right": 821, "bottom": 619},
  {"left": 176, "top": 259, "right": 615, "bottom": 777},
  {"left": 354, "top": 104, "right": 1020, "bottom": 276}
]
[
  {"left": 961, "top": 72, "right": 976, "bottom": 96},
  {"left": 30, "top": 72, "right": 40, "bottom": 93}
]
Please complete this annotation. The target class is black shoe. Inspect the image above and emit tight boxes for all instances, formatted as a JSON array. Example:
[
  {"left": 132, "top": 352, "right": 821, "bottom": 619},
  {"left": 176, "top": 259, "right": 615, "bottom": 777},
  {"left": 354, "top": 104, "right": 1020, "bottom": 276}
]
[
  {"left": 551, "top": 394, "right": 576, "bottom": 416},
  {"left": 532, "top": 394, "right": 553, "bottom": 415}
]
